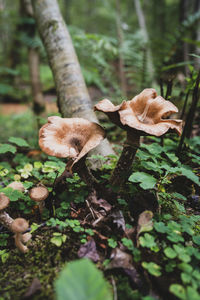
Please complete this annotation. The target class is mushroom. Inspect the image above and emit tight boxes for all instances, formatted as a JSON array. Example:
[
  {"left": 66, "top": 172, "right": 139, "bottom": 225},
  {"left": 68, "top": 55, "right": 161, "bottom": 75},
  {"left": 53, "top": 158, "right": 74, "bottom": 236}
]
[
  {"left": 29, "top": 185, "right": 49, "bottom": 214},
  {"left": 39, "top": 116, "right": 105, "bottom": 188},
  {"left": 94, "top": 88, "right": 183, "bottom": 186},
  {"left": 0, "top": 192, "right": 14, "bottom": 229},
  {"left": 11, "top": 218, "right": 29, "bottom": 253},
  {"left": 7, "top": 181, "right": 25, "bottom": 192}
]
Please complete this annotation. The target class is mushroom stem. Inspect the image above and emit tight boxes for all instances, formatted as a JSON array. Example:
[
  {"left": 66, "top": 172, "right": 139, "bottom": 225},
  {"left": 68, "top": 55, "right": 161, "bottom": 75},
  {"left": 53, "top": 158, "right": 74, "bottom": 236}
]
[
  {"left": 110, "top": 132, "right": 140, "bottom": 187},
  {"left": 73, "top": 158, "right": 99, "bottom": 190},
  {"left": 0, "top": 212, "right": 14, "bottom": 229},
  {"left": 14, "top": 233, "right": 28, "bottom": 253}
]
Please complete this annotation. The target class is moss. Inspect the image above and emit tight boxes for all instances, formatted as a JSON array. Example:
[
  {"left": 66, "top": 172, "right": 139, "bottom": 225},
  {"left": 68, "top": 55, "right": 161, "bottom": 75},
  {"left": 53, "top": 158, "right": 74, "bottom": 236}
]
[{"left": 0, "top": 229, "right": 78, "bottom": 299}]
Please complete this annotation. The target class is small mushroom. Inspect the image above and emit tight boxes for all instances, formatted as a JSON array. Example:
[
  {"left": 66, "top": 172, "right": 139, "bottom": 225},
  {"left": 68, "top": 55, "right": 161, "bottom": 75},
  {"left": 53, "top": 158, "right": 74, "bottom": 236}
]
[
  {"left": 29, "top": 185, "right": 49, "bottom": 214},
  {"left": 39, "top": 116, "right": 105, "bottom": 188},
  {"left": 95, "top": 89, "right": 183, "bottom": 186},
  {"left": 11, "top": 218, "right": 29, "bottom": 253},
  {"left": 0, "top": 193, "right": 13, "bottom": 229},
  {"left": 7, "top": 181, "right": 25, "bottom": 192}
]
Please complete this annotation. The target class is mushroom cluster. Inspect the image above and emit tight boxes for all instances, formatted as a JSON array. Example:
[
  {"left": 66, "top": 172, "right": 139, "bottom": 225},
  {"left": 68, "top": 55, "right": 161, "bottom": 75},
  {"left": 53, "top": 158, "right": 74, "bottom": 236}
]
[
  {"left": 38, "top": 89, "right": 182, "bottom": 196},
  {"left": 0, "top": 182, "right": 31, "bottom": 253},
  {"left": 95, "top": 88, "right": 183, "bottom": 186}
]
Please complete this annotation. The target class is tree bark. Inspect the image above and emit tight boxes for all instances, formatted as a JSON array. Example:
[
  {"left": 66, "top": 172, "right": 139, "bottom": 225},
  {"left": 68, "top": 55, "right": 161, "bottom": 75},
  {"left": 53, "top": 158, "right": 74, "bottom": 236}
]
[
  {"left": 23, "top": 0, "right": 45, "bottom": 114},
  {"left": 133, "top": 0, "right": 155, "bottom": 82},
  {"left": 28, "top": 47, "right": 45, "bottom": 114},
  {"left": 179, "top": 0, "right": 190, "bottom": 76},
  {"left": 31, "top": 0, "right": 113, "bottom": 156},
  {"left": 115, "top": 0, "right": 127, "bottom": 97}
]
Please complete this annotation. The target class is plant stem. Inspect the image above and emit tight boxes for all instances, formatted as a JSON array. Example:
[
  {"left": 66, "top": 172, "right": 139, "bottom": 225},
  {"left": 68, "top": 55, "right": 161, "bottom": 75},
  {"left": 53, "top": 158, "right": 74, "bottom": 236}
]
[{"left": 110, "top": 132, "right": 140, "bottom": 187}]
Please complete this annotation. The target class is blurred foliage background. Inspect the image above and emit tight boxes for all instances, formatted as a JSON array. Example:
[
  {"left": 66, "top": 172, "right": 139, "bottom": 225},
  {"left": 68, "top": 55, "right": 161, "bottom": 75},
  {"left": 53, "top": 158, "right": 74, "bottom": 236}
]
[{"left": 0, "top": 0, "right": 200, "bottom": 145}]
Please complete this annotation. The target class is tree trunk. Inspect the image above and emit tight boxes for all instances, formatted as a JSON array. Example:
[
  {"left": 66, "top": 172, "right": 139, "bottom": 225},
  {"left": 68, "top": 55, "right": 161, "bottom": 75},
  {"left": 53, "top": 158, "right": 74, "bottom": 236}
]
[
  {"left": 31, "top": 0, "right": 113, "bottom": 156},
  {"left": 24, "top": 0, "right": 45, "bottom": 115},
  {"left": 194, "top": 0, "right": 200, "bottom": 68},
  {"left": 179, "top": 0, "right": 190, "bottom": 76},
  {"left": 28, "top": 47, "right": 45, "bottom": 114},
  {"left": 133, "top": 0, "right": 155, "bottom": 82},
  {"left": 115, "top": 0, "right": 127, "bottom": 97}
]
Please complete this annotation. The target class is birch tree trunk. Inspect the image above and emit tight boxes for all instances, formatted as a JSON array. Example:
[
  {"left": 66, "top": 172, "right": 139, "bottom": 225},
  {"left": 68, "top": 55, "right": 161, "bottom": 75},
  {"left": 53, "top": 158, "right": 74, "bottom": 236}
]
[
  {"left": 133, "top": 0, "right": 155, "bottom": 82},
  {"left": 31, "top": 0, "right": 113, "bottom": 156}
]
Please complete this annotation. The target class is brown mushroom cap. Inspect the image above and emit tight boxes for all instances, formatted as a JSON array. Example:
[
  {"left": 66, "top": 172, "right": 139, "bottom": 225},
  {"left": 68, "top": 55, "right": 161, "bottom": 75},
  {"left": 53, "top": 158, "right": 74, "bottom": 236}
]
[
  {"left": 94, "top": 88, "right": 182, "bottom": 137},
  {"left": 11, "top": 218, "right": 29, "bottom": 233},
  {"left": 39, "top": 116, "right": 105, "bottom": 166},
  {"left": 0, "top": 193, "right": 10, "bottom": 211},
  {"left": 29, "top": 186, "right": 49, "bottom": 202},
  {"left": 7, "top": 181, "right": 25, "bottom": 192}
]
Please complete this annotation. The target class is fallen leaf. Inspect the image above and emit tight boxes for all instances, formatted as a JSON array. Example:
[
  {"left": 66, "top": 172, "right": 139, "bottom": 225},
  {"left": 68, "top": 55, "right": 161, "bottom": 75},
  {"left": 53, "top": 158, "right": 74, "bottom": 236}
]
[
  {"left": 137, "top": 210, "right": 153, "bottom": 236},
  {"left": 110, "top": 209, "right": 126, "bottom": 231},
  {"left": 78, "top": 238, "right": 100, "bottom": 262}
]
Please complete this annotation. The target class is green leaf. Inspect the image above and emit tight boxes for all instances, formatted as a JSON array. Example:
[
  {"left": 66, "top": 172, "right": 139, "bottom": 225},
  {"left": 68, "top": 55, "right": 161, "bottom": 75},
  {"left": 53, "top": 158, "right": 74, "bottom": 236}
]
[
  {"left": 0, "top": 144, "right": 16, "bottom": 154},
  {"left": 192, "top": 235, "right": 200, "bottom": 245},
  {"left": 180, "top": 167, "right": 200, "bottom": 186},
  {"left": 181, "top": 272, "right": 192, "bottom": 284},
  {"left": 164, "top": 247, "right": 177, "bottom": 259},
  {"left": 51, "top": 236, "right": 62, "bottom": 247},
  {"left": 55, "top": 259, "right": 112, "bottom": 300},
  {"left": 0, "top": 187, "right": 23, "bottom": 202},
  {"left": 142, "top": 262, "right": 162, "bottom": 277},
  {"left": 178, "top": 263, "right": 193, "bottom": 273},
  {"left": 139, "top": 233, "right": 157, "bottom": 248},
  {"left": 186, "top": 287, "right": 200, "bottom": 300},
  {"left": 108, "top": 238, "right": 117, "bottom": 248},
  {"left": 154, "top": 222, "right": 167, "bottom": 233},
  {"left": 169, "top": 284, "right": 186, "bottom": 300},
  {"left": 166, "top": 152, "right": 179, "bottom": 163},
  {"left": 8, "top": 137, "right": 30, "bottom": 147},
  {"left": 129, "top": 172, "right": 157, "bottom": 190}
]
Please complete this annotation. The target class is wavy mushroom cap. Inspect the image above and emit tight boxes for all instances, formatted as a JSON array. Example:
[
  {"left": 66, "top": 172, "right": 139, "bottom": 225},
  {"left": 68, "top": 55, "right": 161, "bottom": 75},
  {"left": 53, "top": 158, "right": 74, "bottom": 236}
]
[
  {"left": 0, "top": 193, "right": 10, "bottom": 211},
  {"left": 94, "top": 89, "right": 182, "bottom": 137},
  {"left": 11, "top": 218, "right": 29, "bottom": 233},
  {"left": 7, "top": 181, "right": 25, "bottom": 192},
  {"left": 39, "top": 116, "right": 105, "bottom": 165},
  {"left": 29, "top": 186, "right": 49, "bottom": 202}
]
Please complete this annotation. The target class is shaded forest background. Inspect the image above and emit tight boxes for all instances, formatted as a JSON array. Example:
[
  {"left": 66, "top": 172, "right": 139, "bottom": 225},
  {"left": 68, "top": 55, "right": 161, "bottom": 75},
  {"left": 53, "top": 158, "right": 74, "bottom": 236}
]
[{"left": 0, "top": 0, "right": 200, "bottom": 121}]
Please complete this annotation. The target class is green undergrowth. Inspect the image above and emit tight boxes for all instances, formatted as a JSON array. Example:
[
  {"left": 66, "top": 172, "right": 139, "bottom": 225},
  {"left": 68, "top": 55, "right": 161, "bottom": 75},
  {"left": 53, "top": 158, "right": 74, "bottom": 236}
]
[{"left": 0, "top": 134, "right": 200, "bottom": 299}]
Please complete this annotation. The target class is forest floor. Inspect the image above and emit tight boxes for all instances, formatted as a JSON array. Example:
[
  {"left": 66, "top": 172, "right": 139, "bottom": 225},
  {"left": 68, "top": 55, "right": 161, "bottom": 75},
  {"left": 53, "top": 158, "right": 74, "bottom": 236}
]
[{"left": 0, "top": 106, "right": 200, "bottom": 300}]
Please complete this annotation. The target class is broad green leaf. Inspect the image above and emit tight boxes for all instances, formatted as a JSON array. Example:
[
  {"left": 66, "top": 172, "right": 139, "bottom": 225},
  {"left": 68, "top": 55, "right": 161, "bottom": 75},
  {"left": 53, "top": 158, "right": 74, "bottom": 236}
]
[
  {"left": 129, "top": 172, "right": 157, "bottom": 189},
  {"left": 139, "top": 233, "right": 157, "bottom": 248},
  {"left": 55, "top": 259, "right": 112, "bottom": 300},
  {"left": 154, "top": 222, "right": 167, "bottom": 233},
  {"left": 166, "top": 152, "right": 179, "bottom": 162},
  {"left": 164, "top": 247, "right": 177, "bottom": 259},
  {"left": 192, "top": 235, "right": 200, "bottom": 246},
  {"left": 169, "top": 284, "right": 186, "bottom": 300},
  {"left": 51, "top": 236, "right": 63, "bottom": 247},
  {"left": 181, "top": 272, "right": 192, "bottom": 284},
  {"left": 0, "top": 144, "right": 16, "bottom": 154},
  {"left": 180, "top": 167, "right": 200, "bottom": 186},
  {"left": 142, "top": 261, "right": 162, "bottom": 277},
  {"left": 0, "top": 187, "right": 23, "bottom": 202},
  {"left": 186, "top": 287, "right": 200, "bottom": 300},
  {"left": 8, "top": 137, "right": 30, "bottom": 147}
]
